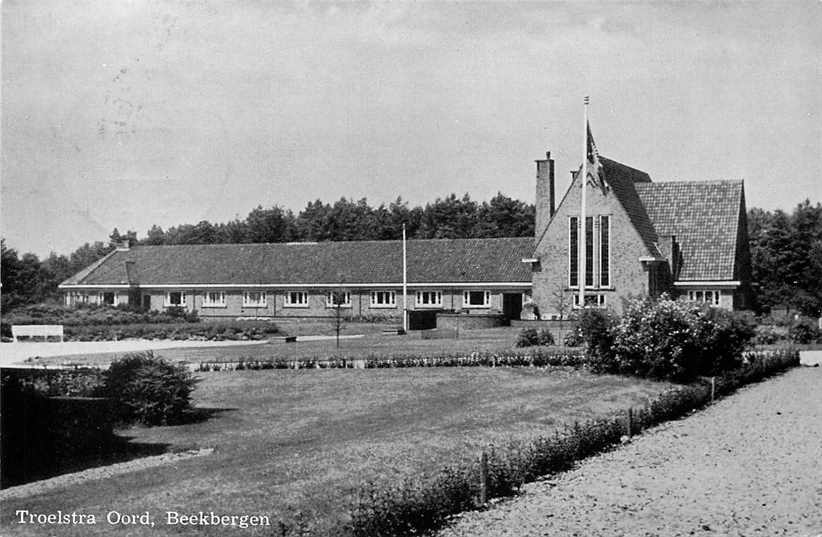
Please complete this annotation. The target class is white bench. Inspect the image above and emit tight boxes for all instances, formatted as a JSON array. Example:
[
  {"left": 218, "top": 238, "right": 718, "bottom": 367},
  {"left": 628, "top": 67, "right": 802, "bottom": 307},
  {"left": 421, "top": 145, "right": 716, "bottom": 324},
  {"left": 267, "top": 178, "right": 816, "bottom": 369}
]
[{"left": 11, "top": 325, "right": 64, "bottom": 342}]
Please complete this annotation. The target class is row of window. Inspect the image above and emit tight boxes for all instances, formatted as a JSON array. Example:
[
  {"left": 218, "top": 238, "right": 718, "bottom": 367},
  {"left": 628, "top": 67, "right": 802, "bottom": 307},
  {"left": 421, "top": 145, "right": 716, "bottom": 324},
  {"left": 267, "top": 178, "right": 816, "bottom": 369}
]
[
  {"left": 687, "top": 289, "right": 721, "bottom": 306},
  {"left": 569, "top": 215, "right": 611, "bottom": 289},
  {"left": 169, "top": 290, "right": 492, "bottom": 309}
]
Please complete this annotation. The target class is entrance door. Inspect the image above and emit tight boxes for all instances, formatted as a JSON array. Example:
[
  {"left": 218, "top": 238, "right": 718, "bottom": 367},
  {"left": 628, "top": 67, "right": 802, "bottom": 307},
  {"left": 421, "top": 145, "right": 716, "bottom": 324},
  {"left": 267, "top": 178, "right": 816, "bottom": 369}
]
[
  {"left": 501, "top": 293, "right": 523, "bottom": 323},
  {"left": 142, "top": 295, "right": 152, "bottom": 311}
]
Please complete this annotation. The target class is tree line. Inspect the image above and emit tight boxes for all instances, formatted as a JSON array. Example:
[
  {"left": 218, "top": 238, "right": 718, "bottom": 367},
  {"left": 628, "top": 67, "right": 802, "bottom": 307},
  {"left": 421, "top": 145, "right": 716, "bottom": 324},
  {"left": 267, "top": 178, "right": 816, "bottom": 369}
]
[
  {"left": 747, "top": 199, "right": 822, "bottom": 317},
  {"left": 2, "top": 196, "right": 820, "bottom": 317},
  {"left": 1, "top": 193, "right": 534, "bottom": 311}
]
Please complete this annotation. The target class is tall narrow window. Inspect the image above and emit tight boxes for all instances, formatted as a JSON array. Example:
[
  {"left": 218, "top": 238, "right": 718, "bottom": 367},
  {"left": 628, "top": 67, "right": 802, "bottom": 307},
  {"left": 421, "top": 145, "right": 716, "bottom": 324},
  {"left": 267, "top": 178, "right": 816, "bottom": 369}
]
[
  {"left": 569, "top": 217, "right": 579, "bottom": 287},
  {"left": 599, "top": 215, "right": 610, "bottom": 287},
  {"left": 585, "top": 216, "right": 594, "bottom": 287}
]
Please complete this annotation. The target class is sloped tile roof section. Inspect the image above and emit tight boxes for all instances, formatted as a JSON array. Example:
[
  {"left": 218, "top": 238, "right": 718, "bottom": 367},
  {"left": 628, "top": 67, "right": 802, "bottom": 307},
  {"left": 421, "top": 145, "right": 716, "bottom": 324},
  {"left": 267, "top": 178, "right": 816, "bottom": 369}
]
[
  {"left": 599, "top": 157, "right": 660, "bottom": 257},
  {"left": 61, "top": 237, "right": 535, "bottom": 287},
  {"left": 635, "top": 180, "right": 744, "bottom": 281},
  {"left": 60, "top": 249, "right": 118, "bottom": 285}
]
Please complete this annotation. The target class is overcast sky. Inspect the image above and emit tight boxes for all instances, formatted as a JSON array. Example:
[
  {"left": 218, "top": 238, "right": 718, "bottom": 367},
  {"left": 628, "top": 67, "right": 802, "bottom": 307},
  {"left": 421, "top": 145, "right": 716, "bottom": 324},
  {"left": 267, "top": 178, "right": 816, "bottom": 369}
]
[{"left": 2, "top": 1, "right": 820, "bottom": 257}]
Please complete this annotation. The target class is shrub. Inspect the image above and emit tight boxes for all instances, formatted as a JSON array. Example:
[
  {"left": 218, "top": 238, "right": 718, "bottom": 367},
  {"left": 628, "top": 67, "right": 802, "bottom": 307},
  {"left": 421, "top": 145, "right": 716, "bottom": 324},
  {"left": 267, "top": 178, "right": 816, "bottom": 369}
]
[
  {"left": 515, "top": 328, "right": 539, "bottom": 347},
  {"left": 753, "top": 324, "right": 786, "bottom": 345},
  {"left": 692, "top": 307, "right": 755, "bottom": 375},
  {"left": 102, "top": 352, "right": 197, "bottom": 425},
  {"left": 575, "top": 309, "right": 616, "bottom": 372},
  {"left": 515, "top": 328, "right": 555, "bottom": 347},
  {"left": 610, "top": 295, "right": 755, "bottom": 382},
  {"left": 789, "top": 318, "right": 821, "bottom": 344},
  {"left": 537, "top": 329, "right": 555, "bottom": 346},
  {"left": 563, "top": 326, "right": 583, "bottom": 347}
]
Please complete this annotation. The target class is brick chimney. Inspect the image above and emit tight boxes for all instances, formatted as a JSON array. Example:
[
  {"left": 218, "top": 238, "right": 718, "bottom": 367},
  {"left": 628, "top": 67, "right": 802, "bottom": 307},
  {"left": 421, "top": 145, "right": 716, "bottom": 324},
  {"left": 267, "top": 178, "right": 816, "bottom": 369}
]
[
  {"left": 124, "top": 261, "right": 137, "bottom": 285},
  {"left": 535, "top": 151, "right": 555, "bottom": 238}
]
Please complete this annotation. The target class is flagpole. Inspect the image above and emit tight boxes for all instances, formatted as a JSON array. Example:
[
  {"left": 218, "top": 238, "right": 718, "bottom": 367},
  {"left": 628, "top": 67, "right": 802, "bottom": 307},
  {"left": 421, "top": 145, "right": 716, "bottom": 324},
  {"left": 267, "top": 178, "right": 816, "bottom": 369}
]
[
  {"left": 579, "top": 96, "right": 589, "bottom": 309},
  {"left": 402, "top": 223, "right": 408, "bottom": 333}
]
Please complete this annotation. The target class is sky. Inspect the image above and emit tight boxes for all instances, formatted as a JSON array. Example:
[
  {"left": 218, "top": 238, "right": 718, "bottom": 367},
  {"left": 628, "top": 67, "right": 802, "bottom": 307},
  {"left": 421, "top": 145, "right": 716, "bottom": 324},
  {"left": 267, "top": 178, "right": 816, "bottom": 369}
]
[{"left": 2, "top": 1, "right": 821, "bottom": 257}]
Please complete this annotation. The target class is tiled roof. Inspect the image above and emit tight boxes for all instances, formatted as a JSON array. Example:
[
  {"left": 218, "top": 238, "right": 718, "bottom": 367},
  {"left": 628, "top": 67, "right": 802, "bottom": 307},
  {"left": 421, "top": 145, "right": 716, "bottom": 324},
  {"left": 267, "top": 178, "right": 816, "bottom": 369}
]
[
  {"left": 61, "top": 237, "right": 534, "bottom": 287},
  {"left": 600, "top": 157, "right": 661, "bottom": 257},
  {"left": 635, "top": 180, "right": 744, "bottom": 281}
]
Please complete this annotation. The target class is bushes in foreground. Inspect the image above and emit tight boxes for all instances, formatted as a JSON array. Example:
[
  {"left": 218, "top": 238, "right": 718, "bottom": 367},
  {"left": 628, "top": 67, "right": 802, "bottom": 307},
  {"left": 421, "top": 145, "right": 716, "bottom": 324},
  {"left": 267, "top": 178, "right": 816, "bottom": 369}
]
[
  {"left": 102, "top": 352, "right": 198, "bottom": 425},
  {"left": 13, "top": 353, "right": 198, "bottom": 426},
  {"left": 346, "top": 347, "right": 798, "bottom": 537},
  {"left": 579, "top": 296, "right": 756, "bottom": 382}
]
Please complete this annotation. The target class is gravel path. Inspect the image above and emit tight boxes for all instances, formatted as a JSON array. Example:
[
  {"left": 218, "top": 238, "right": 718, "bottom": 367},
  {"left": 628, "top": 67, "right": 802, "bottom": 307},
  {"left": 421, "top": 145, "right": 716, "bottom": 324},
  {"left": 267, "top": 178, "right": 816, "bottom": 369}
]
[{"left": 440, "top": 367, "right": 822, "bottom": 537}]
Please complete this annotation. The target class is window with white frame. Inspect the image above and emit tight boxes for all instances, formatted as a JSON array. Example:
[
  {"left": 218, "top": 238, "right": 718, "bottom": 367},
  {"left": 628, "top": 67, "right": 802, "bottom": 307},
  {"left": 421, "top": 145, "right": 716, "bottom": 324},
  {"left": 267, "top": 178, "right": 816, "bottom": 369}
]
[
  {"left": 285, "top": 291, "right": 309, "bottom": 307},
  {"left": 243, "top": 291, "right": 267, "bottom": 307},
  {"left": 165, "top": 291, "right": 186, "bottom": 307},
  {"left": 415, "top": 290, "right": 442, "bottom": 307},
  {"left": 202, "top": 291, "right": 226, "bottom": 307},
  {"left": 370, "top": 290, "right": 396, "bottom": 308},
  {"left": 326, "top": 291, "right": 351, "bottom": 308},
  {"left": 687, "top": 290, "right": 721, "bottom": 306},
  {"left": 573, "top": 294, "right": 607, "bottom": 309},
  {"left": 463, "top": 290, "right": 491, "bottom": 308}
]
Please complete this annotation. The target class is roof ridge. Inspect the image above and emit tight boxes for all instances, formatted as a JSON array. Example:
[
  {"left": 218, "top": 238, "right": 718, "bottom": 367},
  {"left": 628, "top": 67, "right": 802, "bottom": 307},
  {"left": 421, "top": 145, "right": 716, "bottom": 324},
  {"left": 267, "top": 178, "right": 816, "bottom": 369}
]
[
  {"left": 129, "top": 237, "right": 533, "bottom": 249},
  {"left": 599, "top": 155, "right": 652, "bottom": 181},
  {"left": 639, "top": 179, "right": 744, "bottom": 186}
]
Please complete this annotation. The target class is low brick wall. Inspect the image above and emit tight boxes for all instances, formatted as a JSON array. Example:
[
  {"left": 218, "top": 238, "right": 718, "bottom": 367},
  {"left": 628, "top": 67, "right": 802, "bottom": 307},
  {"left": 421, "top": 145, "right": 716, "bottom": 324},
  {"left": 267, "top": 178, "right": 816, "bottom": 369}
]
[{"left": 436, "top": 313, "right": 506, "bottom": 331}]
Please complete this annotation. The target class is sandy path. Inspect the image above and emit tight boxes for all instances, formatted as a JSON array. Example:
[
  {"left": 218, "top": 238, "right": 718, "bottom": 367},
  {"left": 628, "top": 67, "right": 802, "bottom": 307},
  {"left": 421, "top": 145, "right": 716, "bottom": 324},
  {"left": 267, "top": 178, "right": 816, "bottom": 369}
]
[{"left": 440, "top": 366, "right": 822, "bottom": 537}]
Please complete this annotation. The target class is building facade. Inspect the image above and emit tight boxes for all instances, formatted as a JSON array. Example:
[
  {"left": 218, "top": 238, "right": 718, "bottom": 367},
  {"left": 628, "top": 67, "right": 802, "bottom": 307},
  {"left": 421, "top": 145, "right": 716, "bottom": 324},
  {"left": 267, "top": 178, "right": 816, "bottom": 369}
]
[
  {"left": 528, "top": 151, "right": 752, "bottom": 318},
  {"left": 59, "top": 238, "right": 533, "bottom": 321},
  {"left": 60, "top": 137, "right": 753, "bottom": 320}
]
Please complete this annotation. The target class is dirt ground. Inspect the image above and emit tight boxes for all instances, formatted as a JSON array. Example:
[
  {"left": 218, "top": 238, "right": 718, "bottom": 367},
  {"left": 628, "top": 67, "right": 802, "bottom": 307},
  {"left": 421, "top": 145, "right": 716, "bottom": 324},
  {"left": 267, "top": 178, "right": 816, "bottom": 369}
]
[{"left": 440, "top": 366, "right": 822, "bottom": 537}]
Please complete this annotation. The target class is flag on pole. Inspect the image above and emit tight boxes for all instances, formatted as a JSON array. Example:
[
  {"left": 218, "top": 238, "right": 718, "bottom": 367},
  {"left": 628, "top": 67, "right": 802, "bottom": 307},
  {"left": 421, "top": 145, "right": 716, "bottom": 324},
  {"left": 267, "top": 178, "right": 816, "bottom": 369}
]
[{"left": 586, "top": 121, "right": 606, "bottom": 192}]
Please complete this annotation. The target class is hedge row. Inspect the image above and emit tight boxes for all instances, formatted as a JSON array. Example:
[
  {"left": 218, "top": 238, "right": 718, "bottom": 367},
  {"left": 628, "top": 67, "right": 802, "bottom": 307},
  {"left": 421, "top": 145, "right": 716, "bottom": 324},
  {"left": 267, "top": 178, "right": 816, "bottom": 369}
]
[
  {"left": 197, "top": 348, "right": 586, "bottom": 372},
  {"left": 2, "top": 303, "right": 198, "bottom": 327},
  {"left": 344, "top": 347, "right": 799, "bottom": 537},
  {"left": 64, "top": 320, "right": 281, "bottom": 342}
]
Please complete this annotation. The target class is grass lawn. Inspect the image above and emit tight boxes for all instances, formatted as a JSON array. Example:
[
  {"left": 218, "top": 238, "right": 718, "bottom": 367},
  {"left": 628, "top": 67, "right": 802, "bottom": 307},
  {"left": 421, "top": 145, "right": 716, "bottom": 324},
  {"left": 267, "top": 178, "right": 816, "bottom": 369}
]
[{"left": 2, "top": 365, "right": 670, "bottom": 536}]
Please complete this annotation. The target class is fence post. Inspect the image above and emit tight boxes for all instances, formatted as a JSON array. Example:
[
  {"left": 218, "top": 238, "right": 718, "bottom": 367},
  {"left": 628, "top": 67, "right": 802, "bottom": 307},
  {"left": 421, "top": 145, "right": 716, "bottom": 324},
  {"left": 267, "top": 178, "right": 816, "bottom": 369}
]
[
  {"left": 626, "top": 408, "right": 633, "bottom": 437},
  {"left": 711, "top": 376, "right": 716, "bottom": 402},
  {"left": 479, "top": 450, "right": 488, "bottom": 505}
]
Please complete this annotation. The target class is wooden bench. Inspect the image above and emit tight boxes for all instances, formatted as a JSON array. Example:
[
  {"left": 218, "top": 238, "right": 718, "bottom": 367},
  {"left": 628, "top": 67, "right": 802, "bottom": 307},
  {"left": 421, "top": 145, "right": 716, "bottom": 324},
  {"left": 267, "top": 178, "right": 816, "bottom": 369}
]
[{"left": 11, "top": 325, "right": 64, "bottom": 342}]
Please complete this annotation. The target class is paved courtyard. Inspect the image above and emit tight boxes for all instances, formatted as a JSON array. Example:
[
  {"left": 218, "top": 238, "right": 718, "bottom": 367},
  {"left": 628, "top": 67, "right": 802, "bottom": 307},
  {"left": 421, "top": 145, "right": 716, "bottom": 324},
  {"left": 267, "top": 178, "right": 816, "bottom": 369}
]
[{"left": 440, "top": 364, "right": 822, "bottom": 537}]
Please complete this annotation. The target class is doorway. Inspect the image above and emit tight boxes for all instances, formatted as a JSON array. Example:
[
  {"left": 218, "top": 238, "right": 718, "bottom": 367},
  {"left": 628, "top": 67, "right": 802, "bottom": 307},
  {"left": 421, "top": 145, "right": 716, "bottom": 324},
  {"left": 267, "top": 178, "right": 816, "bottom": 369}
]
[{"left": 501, "top": 293, "right": 523, "bottom": 323}]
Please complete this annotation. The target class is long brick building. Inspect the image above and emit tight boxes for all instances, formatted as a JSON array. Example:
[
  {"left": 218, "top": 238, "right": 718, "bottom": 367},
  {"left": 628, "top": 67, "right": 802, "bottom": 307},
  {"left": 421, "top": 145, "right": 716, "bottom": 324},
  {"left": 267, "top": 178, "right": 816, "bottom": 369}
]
[{"left": 59, "top": 238, "right": 533, "bottom": 321}]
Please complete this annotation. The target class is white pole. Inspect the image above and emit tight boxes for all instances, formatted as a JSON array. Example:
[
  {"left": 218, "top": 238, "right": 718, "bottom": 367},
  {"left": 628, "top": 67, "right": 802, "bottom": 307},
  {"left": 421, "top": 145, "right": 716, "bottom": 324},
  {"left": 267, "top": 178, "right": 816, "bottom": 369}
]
[
  {"left": 579, "top": 97, "right": 589, "bottom": 309},
  {"left": 402, "top": 223, "right": 408, "bottom": 333}
]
